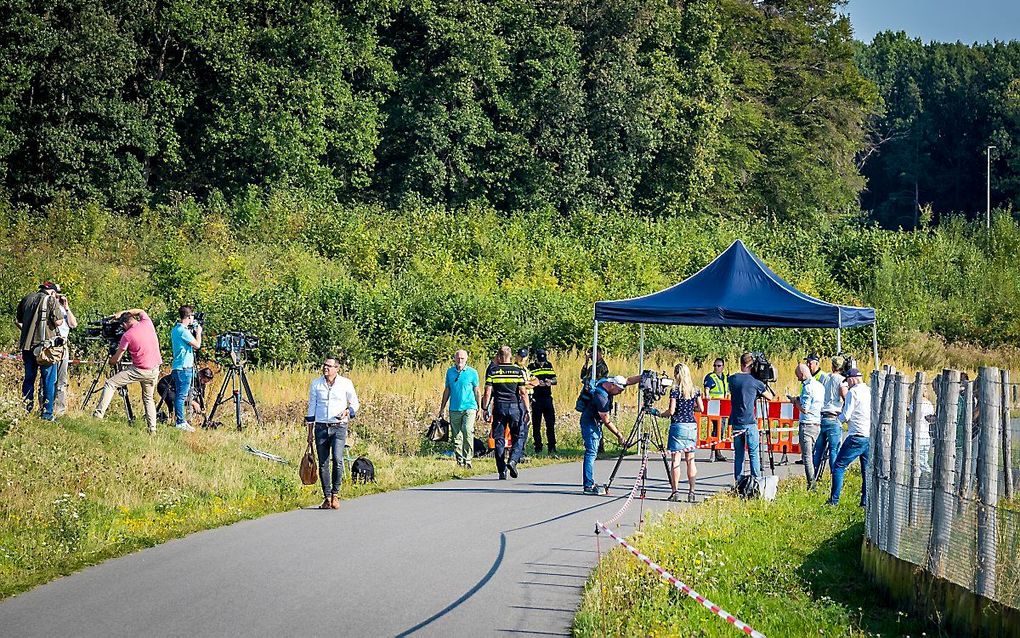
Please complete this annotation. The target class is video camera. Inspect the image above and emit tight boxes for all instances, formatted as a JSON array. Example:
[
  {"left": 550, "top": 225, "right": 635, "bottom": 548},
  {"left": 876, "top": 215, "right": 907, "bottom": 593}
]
[
  {"left": 214, "top": 331, "right": 259, "bottom": 363},
  {"left": 639, "top": 369, "right": 673, "bottom": 408},
  {"left": 749, "top": 352, "right": 776, "bottom": 383},
  {"left": 839, "top": 354, "right": 857, "bottom": 377},
  {"left": 188, "top": 311, "right": 205, "bottom": 337},
  {"left": 85, "top": 316, "right": 126, "bottom": 351}
]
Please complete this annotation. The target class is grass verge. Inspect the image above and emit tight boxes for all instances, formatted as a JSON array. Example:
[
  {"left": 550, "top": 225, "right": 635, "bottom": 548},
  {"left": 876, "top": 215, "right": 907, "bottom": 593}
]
[
  {"left": 0, "top": 413, "right": 579, "bottom": 599},
  {"left": 574, "top": 473, "right": 931, "bottom": 637}
]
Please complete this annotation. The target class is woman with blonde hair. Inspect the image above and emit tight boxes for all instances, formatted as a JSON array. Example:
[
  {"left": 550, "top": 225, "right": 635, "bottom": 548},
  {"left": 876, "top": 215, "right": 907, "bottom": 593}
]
[{"left": 657, "top": 362, "right": 705, "bottom": 502}]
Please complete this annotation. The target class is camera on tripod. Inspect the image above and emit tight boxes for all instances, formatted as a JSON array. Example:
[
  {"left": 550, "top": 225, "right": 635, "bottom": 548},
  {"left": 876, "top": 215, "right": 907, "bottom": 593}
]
[
  {"left": 214, "top": 331, "right": 259, "bottom": 364},
  {"left": 749, "top": 352, "right": 776, "bottom": 383},
  {"left": 85, "top": 316, "right": 126, "bottom": 352},
  {"left": 639, "top": 370, "right": 673, "bottom": 408}
]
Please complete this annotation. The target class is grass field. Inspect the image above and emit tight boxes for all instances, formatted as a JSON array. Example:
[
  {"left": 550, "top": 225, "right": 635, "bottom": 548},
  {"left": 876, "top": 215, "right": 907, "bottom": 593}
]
[{"left": 574, "top": 472, "right": 930, "bottom": 637}]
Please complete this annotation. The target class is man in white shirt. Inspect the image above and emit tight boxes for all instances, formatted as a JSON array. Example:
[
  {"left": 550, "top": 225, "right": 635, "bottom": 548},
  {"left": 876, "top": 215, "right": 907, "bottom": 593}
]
[
  {"left": 827, "top": 368, "right": 872, "bottom": 507},
  {"left": 305, "top": 356, "right": 360, "bottom": 510},
  {"left": 815, "top": 356, "right": 847, "bottom": 481},
  {"left": 792, "top": 363, "right": 824, "bottom": 489}
]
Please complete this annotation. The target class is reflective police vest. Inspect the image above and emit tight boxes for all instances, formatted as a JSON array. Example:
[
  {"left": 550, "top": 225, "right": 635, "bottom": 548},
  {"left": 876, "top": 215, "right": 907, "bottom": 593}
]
[
  {"left": 705, "top": 372, "right": 729, "bottom": 399},
  {"left": 529, "top": 360, "right": 557, "bottom": 398}
]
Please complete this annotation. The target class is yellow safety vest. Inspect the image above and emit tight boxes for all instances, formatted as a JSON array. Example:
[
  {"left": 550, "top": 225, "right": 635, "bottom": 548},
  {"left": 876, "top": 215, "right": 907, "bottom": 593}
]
[{"left": 706, "top": 372, "right": 728, "bottom": 398}]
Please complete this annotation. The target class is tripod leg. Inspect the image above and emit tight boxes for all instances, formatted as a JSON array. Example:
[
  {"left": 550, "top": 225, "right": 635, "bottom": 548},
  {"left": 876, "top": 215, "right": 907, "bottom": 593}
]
[
  {"left": 238, "top": 367, "right": 262, "bottom": 426},
  {"left": 208, "top": 368, "right": 234, "bottom": 421},
  {"left": 233, "top": 372, "right": 242, "bottom": 431},
  {"left": 604, "top": 412, "right": 644, "bottom": 494},
  {"left": 121, "top": 387, "right": 135, "bottom": 425},
  {"left": 82, "top": 364, "right": 107, "bottom": 409}
]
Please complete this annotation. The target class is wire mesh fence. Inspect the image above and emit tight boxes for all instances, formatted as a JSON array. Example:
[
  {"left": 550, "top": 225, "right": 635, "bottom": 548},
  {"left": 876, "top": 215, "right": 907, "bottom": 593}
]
[{"left": 865, "top": 367, "right": 1020, "bottom": 609}]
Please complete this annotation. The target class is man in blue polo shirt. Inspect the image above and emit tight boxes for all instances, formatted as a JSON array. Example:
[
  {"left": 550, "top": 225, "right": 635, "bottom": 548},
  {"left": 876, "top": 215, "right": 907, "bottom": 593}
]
[
  {"left": 438, "top": 349, "right": 481, "bottom": 468},
  {"left": 169, "top": 306, "right": 202, "bottom": 432}
]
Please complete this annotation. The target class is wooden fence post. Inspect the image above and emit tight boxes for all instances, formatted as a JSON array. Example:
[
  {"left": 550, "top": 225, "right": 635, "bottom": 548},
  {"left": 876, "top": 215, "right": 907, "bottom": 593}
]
[
  {"left": 927, "top": 368, "right": 960, "bottom": 577},
  {"left": 1003, "top": 369, "right": 1013, "bottom": 501},
  {"left": 867, "top": 370, "right": 886, "bottom": 542},
  {"left": 887, "top": 373, "right": 908, "bottom": 555},
  {"left": 909, "top": 372, "right": 925, "bottom": 526},
  {"left": 976, "top": 366, "right": 1000, "bottom": 599},
  {"left": 956, "top": 379, "right": 975, "bottom": 514}
]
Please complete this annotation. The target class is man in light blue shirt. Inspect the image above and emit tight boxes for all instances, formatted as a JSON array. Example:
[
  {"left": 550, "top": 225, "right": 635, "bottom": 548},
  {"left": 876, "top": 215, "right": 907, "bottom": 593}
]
[
  {"left": 792, "top": 363, "right": 824, "bottom": 489},
  {"left": 170, "top": 306, "right": 202, "bottom": 431},
  {"left": 438, "top": 349, "right": 481, "bottom": 468}
]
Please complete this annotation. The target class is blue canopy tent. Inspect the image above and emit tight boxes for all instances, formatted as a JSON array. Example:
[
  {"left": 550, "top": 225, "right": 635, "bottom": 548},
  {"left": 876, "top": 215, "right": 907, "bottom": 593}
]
[{"left": 590, "top": 240, "right": 878, "bottom": 381}]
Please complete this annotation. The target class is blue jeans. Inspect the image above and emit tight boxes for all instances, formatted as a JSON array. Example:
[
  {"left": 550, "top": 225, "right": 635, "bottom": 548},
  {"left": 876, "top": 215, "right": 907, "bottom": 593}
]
[
  {"left": 580, "top": 417, "right": 602, "bottom": 489},
  {"left": 22, "top": 350, "right": 57, "bottom": 420},
  {"left": 814, "top": 417, "right": 842, "bottom": 480},
  {"left": 492, "top": 403, "right": 526, "bottom": 476},
  {"left": 171, "top": 368, "right": 194, "bottom": 425},
  {"left": 315, "top": 423, "right": 347, "bottom": 497},
  {"left": 828, "top": 435, "right": 870, "bottom": 506},
  {"left": 731, "top": 423, "right": 761, "bottom": 481}
]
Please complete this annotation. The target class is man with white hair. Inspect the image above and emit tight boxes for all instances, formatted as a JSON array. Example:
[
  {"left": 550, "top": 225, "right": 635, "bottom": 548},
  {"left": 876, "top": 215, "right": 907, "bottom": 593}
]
[
  {"left": 438, "top": 349, "right": 481, "bottom": 468},
  {"left": 578, "top": 374, "right": 640, "bottom": 494}
]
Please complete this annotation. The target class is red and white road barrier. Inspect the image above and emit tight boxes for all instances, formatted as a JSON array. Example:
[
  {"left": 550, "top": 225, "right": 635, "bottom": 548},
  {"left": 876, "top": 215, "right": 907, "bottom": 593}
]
[
  {"left": 596, "top": 521, "right": 767, "bottom": 638},
  {"left": 602, "top": 452, "right": 649, "bottom": 528}
]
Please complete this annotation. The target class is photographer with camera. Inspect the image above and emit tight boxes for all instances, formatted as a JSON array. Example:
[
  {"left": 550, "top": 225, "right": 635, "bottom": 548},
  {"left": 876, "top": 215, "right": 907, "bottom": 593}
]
[
  {"left": 578, "top": 374, "right": 641, "bottom": 494},
  {"left": 790, "top": 363, "right": 824, "bottom": 489},
  {"left": 169, "top": 306, "right": 203, "bottom": 432},
  {"left": 14, "top": 282, "right": 65, "bottom": 420},
  {"left": 728, "top": 352, "right": 775, "bottom": 483},
  {"left": 92, "top": 309, "right": 162, "bottom": 433},
  {"left": 52, "top": 294, "right": 77, "bottom": 417}
]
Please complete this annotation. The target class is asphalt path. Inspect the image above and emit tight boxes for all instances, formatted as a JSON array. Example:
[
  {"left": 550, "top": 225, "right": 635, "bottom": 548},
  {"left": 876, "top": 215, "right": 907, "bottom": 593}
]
[{"left": 1, "top": 452, "right": 795, "bottom": 637}]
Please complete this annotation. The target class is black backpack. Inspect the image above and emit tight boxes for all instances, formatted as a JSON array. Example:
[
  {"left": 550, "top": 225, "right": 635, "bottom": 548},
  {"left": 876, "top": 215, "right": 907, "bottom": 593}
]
[
  {"left": 473, "top": 437, "right": 489, "bottom": 458},
  {"left": 351, "top": 456, "right": 375, "bottom": 483}
]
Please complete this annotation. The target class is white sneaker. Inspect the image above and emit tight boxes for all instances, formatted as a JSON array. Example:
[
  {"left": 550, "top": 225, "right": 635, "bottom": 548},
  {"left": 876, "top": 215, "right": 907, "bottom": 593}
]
[{"left": 175, "top": 422, "right": 196, "bottom": 432}]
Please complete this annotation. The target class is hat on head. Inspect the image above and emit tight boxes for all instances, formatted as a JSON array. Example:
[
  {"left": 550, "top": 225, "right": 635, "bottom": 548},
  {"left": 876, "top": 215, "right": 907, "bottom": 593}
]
[
  {"left": 845, "top": 367, "right": 863, "bottom": 378},
  {"left": 40, "top": 281, "right": 61, "bottom": 293},
  {"left": 805, "top": 353, "right": 820, "bottom": 363},
  {"left": 516, "top": 347, "right": 530, "bottom": 358},
  {"left": 606, "top": 375, "right": 629, "bottom": 388},
  {"left": 534, "top": 347, "right": 547, "bottom": 358}
]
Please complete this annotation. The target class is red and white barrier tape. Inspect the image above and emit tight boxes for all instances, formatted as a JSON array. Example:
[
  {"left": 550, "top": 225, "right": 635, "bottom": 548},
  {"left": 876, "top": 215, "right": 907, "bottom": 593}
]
[
  {"left": 602, "top": 452, "right": 649, "bottom": 528},
  {"left": 596, "top": 521, "right": 766, "bottom": 638}
]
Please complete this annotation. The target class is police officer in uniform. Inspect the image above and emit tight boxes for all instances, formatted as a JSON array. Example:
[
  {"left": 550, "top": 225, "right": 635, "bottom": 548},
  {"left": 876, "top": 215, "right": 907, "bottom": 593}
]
[
  {"left": 529, "top": 348, "right": 558, "bottom": 455},
  {"left": 482, "top": 345, "right": 529, "bottom": 479},
  {"left": 805, "top": 353, "right": 825, "bottom": 382},
  {"left": 703, "top": 357, "right": 729, "bottom": 462}
]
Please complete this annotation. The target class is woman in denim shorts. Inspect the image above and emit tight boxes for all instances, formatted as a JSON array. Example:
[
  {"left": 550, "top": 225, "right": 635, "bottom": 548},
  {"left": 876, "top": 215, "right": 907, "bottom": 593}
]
[{"left": 659, "top": 363, "right": 705, "bottom": 502}]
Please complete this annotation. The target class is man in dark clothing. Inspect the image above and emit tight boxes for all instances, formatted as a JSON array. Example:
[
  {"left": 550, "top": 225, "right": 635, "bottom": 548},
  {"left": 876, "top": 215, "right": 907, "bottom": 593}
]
[
  {"left": 529, "top": 348, "right": 558, "bottom": 454},
  {"left": 15, "top": 282, "right": 64, "bottom": 419},
  {"left": 482, "top": 345, "right": 529, "bottom": 479},
  {"left": 580, "top": 347, "right": 610, "bottom": 454},
  {"left": 728, "top": 352, "right": 774, "bottom": 483}
]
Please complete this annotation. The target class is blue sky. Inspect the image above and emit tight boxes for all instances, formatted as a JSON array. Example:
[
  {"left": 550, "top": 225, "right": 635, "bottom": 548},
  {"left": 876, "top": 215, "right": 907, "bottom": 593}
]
[{"left": 842, "top": 0, "right": 1020, "bottom": 44}]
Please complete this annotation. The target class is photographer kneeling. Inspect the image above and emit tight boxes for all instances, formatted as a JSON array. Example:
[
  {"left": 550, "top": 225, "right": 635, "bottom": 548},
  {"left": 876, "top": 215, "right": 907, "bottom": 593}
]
[
  {"left": 93, "top": 309, "right": 162, "bottom": 433},
  {"left": 728, "top": 352, "right": 774, "bottom": 484},
  {"left": 169, "top": 306, "right": 202, "bottom": 432},
  {"left": 578, "top": 374, "right": 641, "bottom": 495}
]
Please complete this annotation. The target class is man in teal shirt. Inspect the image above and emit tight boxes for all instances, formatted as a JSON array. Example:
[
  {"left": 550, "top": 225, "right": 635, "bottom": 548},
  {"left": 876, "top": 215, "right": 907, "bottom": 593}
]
[
  {"left": 170, "top": 306, "right": 202, "bottom": 431},
  {"left": 438, "top": 349, "right": 481, "bottom": 468}
]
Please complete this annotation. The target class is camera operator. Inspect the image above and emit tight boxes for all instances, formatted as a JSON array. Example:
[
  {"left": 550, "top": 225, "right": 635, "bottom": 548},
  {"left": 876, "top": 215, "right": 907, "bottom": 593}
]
[
  {"left": 482, "top": 346, "right": 529, "bottom": 480},
  {"left": 578, "top": 374, "right": 641, "bottom": 494},
  {"left": 169, "top": 306, "right": 202, "bottom": 432},
  {"left": 827, "top": 368, "right": 871, "bottom": 507},
  {"left": 92, "top": 309, "right": 162, "bottom": 433},
  {"left": 52, "top": 294, "right": 78, "bottom": 417},
  {"left": 581, "top": 346, "right": 609, "bottom": 454},
  {"left": 790, "top": 363, "right": 824, "bottom": 489},
  {"left": 14, "top": 282, "right": 65, "bottom": 420},
  {"left": 728, "top": 352, "right": 774, "bottom": 483}
]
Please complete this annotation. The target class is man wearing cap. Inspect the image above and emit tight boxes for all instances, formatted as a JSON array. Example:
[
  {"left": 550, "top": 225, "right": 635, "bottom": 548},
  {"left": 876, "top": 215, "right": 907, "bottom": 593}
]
[
  {"left": 827, "top": 368, "right": 872, "bottom": 507},
  {"left": 805, "top": 353, "right": 825, "bottom": 383},
  {"left": 791, "top": 363, "right": 824, "bottom": 489},
  {"left": 482, "top": 346, "right": 530, "bottom": 479},
  {"left": 727, "top": 352, "right": 774, "bottom": 483},
  {"left": 529, "top": 348, "right": 558, "bottom": 455},
  {"left": 702, "top": 357, "right": 729, "bottom": 462},
  {"left": 93, "top": 308, "right": 162, "bottom": 433},
  {"left": 14, "top": 282, "right": 65, "bottom": 419},
  {"left": 579, "top": 374, "right": 641, "bottom": 494}
]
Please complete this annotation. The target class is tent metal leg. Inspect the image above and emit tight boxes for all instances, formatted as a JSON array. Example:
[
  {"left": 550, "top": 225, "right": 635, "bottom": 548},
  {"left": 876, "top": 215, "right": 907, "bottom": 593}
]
[
  {"left": 592, "top": 319, "right": 599, "bottom": 385},
  {"left": 872, "top": 322, "right": 880, "bottom": 370},
  {"left": 837, "top": 328, "right": 842, "bottom": 353},
  {"left": 638, "top": 325, "right": 645, "bottom": 411}
]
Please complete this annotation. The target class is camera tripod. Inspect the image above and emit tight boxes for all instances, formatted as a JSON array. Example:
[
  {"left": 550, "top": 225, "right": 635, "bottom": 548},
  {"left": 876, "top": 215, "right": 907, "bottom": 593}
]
[
  {"left": 603, "top": 404, "right": 673, "bottom": 496},
  {"left": 82, "top": 359, "right": 135, "bottom": 424},
  {"left": 208, "top": 359, "right": 262, "bottom": 431}
]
